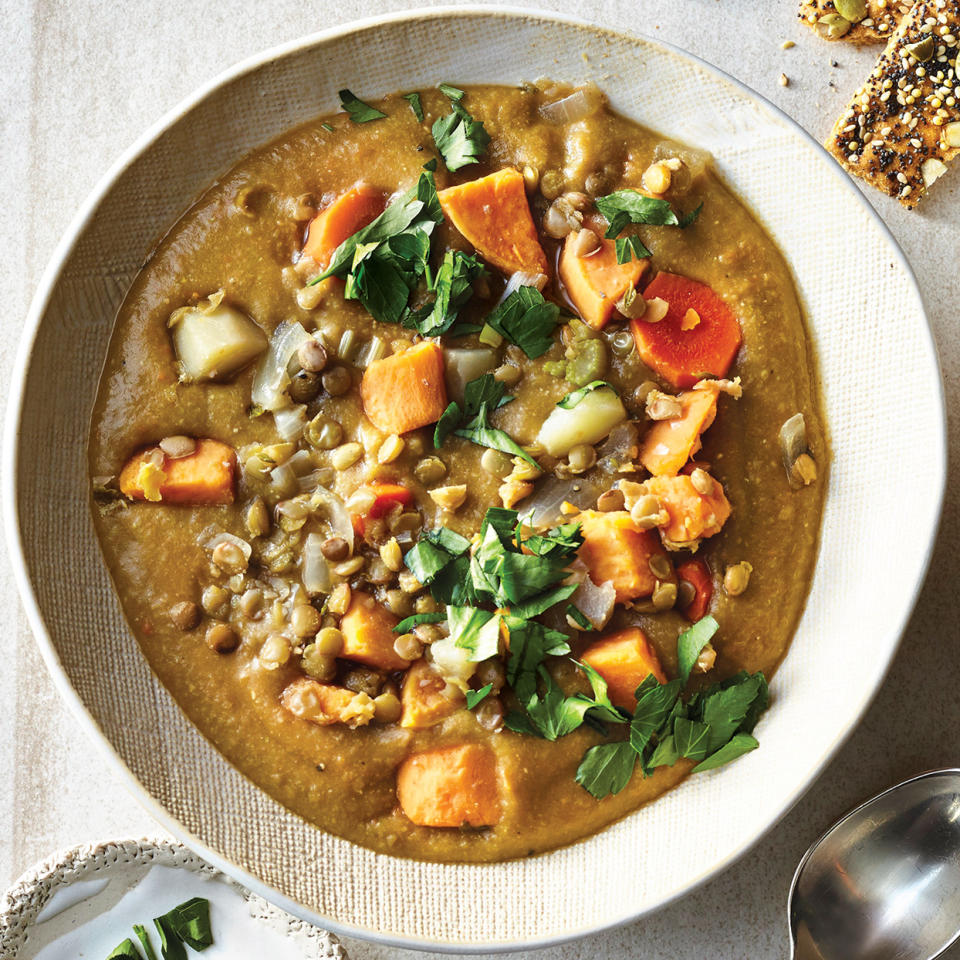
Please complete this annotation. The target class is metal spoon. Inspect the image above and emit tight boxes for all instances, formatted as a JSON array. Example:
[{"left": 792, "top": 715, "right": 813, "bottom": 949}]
[{"left": 788, "top": 769, "right": 960, "bottom": 960}]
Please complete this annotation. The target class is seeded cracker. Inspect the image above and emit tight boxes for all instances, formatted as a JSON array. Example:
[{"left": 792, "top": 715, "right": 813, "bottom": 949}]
[
  {"left": 825, "top": 0, "right": 960, "bottom": 206},
  {"left": 799, "top": 1, "right": 913, "bottom": 44}
]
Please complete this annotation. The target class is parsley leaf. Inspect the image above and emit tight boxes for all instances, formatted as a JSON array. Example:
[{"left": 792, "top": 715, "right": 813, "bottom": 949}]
[
  {"left": 677, "top": 615, "right": 719, "bottom": 685},
  {"left": 315, "top": 169, "right": 443, "bottom": 325},
  {"left": 557, "top": 380, "right": 614, "bottom": 409},
  {"left": 615, "top": 234, "right": 652, "bottom": 264},
  {"left": 503, "top": 615, "right": 570, "bottom": 704},
  {"left": 320, "top": 122, "right": 334, "bottom": 132},
  {"left": 338, "top": 89, "right": 387, "bottom": 123},
  {"left": 432, "top": 88, "right": 490, "bottom": 171},
  {"left": 402, "top": 525, "right": 469, "bottom": 586},
  {"left": 673, "top": 716, "right": 712, "bottom": 761},
  {"left": 629, "top": 676, "right": 682, "bottom": 756},
  {"left": 403, "top": 249, "right": 484, "bottom": 336},
  {"left": 447, "top": 605, "right": 500, "bottom": 661},
  {"left": 402, "top": 91, "right": 424, "bottom": 121},
  {"left": 133, "top": 925, "right": 158, "bottom": 960},
  {"left": 678, "top": 201, "right": 704, "bottom": 229},
  {"left": 152, "top": 917, "right": 186, "bottom": 960},
  {"left": 393, "top": 611, "right": 447, "bottom": 633},
  {"left": 164, "top": 898, "right": 213, "bottom": 951},
  {"left": 438, "top": 82, "right": 466, "bottom": 100},
  {"left": 434, "top": 375, "right": 537, "bottom": 467},
  {"left": 106, "top": 940, "right": 142, "bottom": 960},
  {"left": 466, "top": 683, "right": 494, "bottom": 709},
  {"left": 692, "top": 732, "right": 759, "bottom": 772},
  {"left": 482, "top": 287, "right": 561, "bottom": 359},
  {"left": 575, "top": 741, "right": 637, "bottom": 799},
  {"left": 596, "top": 190, "right": 679, "bottom": 233},
  {"left": 698, "top": 671, "right": 768, "bottom": 752}
]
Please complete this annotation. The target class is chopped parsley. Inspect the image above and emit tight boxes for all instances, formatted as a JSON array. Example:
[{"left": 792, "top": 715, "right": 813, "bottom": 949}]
[
  {"left": 320, "top": 122, "right": 334, "bottom": 132},
  {"left": 433, "top": 373, "right": 537, "bottom": 467},
  {"left": 338, "top": 88, "right": 387, "bottom": 123},
  {"left": 432, "top": 86, "right": 491, "bottom": 171},
  {"left": 402, "top": 91, "right": 424, "bottom": 122},
  {"left": 312, "top": 168, "right": 442, "bottom": 325},
  {"left": 466, "top": 683, "right": 494, "bottom": 709},
  {"left": 482, "top": 286, "right": 561, "bottom": 359},
  {"left": 615, "top": 234, "right": 652, "bottom": 264},
  {"left": 557, "top": 380, "right": 614, "bottom": 409},
  {"left": 402, "top": 249, "right": 485, "bottom": 336},
  {"left": 595, "top": 189, "right": 703, "bottom": 238}
]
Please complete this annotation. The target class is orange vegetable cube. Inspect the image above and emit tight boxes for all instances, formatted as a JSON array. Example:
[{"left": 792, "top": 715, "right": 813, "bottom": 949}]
[
  {"left": 438, "top": 168, "right": 549, "bottom": 276},
  {"left": 360, "top": 341, "right": 448, "bottom": 435},
  {"left": 340, "top": 591, "right": 410, "bottom": 671},
  {"left": 577, "top": 510, "right": 673, "bottom": 604},
  {"left": 119, "top": 438, "right": 235, "bottom": 505},
  {"left": 396, "top": 743, "right": 502, "bottom": 827},
  {"left": 559, "top": 236, "right": 648, "bottom": 330},
  {"left": 302, "top": 183, "right": 385, "bottom": 270},
  {"left": 280, "top": 678, "right": 357, "bottom": 726},
  {"left": 400, "top": 659, "right": 464, "bottom": 729},
  {"left": 581, "top": 627, "right": 667, "bottom": 711},
  {"left": 631, "top": 272, "right": 742, "bottom": 388},
  {"left": 646, "top": 473, "right": 731, "bottom": 544},
  {"left": 640, "top": 383, "right": 720, "bottom": 477}
]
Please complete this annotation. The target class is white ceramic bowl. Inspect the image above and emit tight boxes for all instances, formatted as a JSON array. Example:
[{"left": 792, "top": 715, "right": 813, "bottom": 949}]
[{"left": 3, "top": 7, "right": 946, "bottom": 952}]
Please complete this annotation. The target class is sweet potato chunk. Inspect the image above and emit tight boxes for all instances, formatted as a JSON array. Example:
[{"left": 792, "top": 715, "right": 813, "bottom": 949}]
[
  {"left": 400, "top": 658, "right": 464, "bottom": 729},
  {"left": 360, "top": 341, "right": 448, "bottom": 435},
  {"left": 340, "top": 591, "right": 410, "bottom": 671},
  {"left": 119, "top": 439, "right": 235, "bottom": 505},
  {"left": 640, "top": 383, "right": 720, "bottom": 477},
  {"left": 438, "top": 168, "right": 549, "bottom": 276},
  {"left": 581, "top": 627, "right": 667, "bottom": 711},
  {"left": 646, "top": 473, "right": 731, "bottom": 544},
  {"left": 577, "top": 510, "right": 672, "bottom": 604},
  {"left": 280, "top": 678, "right": 357, "bottom": 726},
  {"left": 559, "top": 237, "right": 648, "bottom": 330},
  {"left": 631, "top": 272, "right": 742, "bottom": 388},
  {"left": 302, "top": 183, "right": 385, "bottom": 270},
  {"left": 396, "top": 743, "right": 501, "bottom": 827}
]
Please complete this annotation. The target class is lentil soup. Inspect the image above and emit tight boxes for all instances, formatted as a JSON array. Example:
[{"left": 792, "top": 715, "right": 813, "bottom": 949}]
[{"left": 88, "top": 82, "right": 826, "bottom": 862}]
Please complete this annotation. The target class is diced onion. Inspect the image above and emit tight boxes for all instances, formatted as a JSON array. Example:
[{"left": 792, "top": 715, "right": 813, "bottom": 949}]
[
  {"left": 287, "top": 449, "right": 316, "bottom": 476},
  {"left": 269, "top": 461, "right": 297, "bottom": 491},
  {"left": 356, "top": 336, "right": 388, "bottom": 369},
  {"left": 443, "top": 347, "right": 498, "bottom": 402},
  {"left": 525, "top": 475, "right": 607, "bottom": 528},
  {"left": 499, "top": 270, "right": 548, "bottom": 305},
  {"left": 538, "top": 89, "right": 593, "bottom": 125},
  {"left": 273, "top": 404, "right": 308, "bottom": 441},
  {"left": 570, "top": 574, "right": 616, "bottom": 631},
  {"left": 251, "top": 320, "right": 312, "bottom": 411},
  {"left": 429, "top": 636, "right": 476, "bottom": 691},
  {"left": 302, "top": 532, "right": 332, "bottom": 595},
  {"left": 309, "top": 486, "right": 354, "bottom": 552}
]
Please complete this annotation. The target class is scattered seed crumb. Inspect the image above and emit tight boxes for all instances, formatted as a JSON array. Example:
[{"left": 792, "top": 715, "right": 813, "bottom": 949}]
[
  {"left": 780, "top": 73, "right": 791, "bottom": 87},
  {"left": 782, "top": 39, "right": 796, "bottom": 49}
]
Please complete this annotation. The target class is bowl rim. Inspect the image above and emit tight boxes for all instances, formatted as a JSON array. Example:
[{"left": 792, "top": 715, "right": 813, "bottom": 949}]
[{"left": 2, "top": 5, "right": 947, "bottom": 952}]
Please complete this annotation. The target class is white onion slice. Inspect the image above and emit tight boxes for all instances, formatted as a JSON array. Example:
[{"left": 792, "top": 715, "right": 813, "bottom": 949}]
[
  {"left": 302, "top": 532, "right": 332, "bottom": 595},
  {"left": 269, "top": 461, "right": 297, "bottom": 491},
  {"left": 309, "top": 486, "right": 354, "bottom": 552},
  {"left": 539, "top": 89, "right": 592, "bottom": 125},
  {"left": 499, "top": 270, "right": 548, "bottom": 304},
  {"left": 287, "top": 449, "right": 315, "bottom": 476},
  {"left": 571, "top": 577, "right": 616, "bottom": 631},
  {"left": 251, "top": 320, "right": 311, "bottom": 411},
  {"left": 525, "top": 474, "right": 608, "bottom": 528},
  {"left": 273, "top": 404, "right": 308, "bottom": 441},
  {"left": 429, "top": 636, "right": 476, "bottom": 691}
]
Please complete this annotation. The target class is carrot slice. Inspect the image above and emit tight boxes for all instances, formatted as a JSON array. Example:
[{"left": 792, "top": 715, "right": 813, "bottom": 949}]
[
  {"left": 631, "top": 272, "right": 742, "bottom": 388},
  {"left": 400, "top": 659, "right": 464, "bottom": 729},
  {"left": 581, "top": 627, "right": 667, "bottom": 711},
  {"left": 559, "top": 237, "right": 648, "bottom": 330},
  {"left": 360, "top": 341, "right": 448, "bottom": 435},
  {"left": 340, "top": 591, "right": 410, "bottom": 671},
  {"left": 646, "top": 473, "right": 731, "bottom": 544},
  {"left": 438, "top": 168, "right": 549, "bottom": 276},
  {"left": 302, "top": 183, "right": 385, "bottom": 270},
  {"left": 396, "top": 743, "right": 501, "bottom": 827},
  {"left": 639, "top": 383, "right": 720, "bottom": 477},
  {"left": 676, "top": 559, "right": 714, "bottom": 622},
  {"left": 118, "top": 438, "right": 235, "bottom": 505},
  {"left": 366, "top": 482, "right": 413, "bottom": 518},
  {"left": 577, "top": 510, "right": 673, "bottom": 604}
]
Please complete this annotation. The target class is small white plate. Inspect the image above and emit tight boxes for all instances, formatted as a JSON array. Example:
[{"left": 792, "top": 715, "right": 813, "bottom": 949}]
[{"left": 0, "top": 840, "right": 344, "bottom": 959}]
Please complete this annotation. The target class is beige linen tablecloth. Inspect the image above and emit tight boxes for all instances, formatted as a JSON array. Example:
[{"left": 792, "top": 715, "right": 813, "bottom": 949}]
[{"left": 2, "top": 2, "right": 958, "bottom": 957}]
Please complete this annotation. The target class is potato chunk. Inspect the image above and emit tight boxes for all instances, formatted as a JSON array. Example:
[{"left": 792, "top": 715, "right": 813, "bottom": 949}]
[{"left": 169, "top": 290, "right": 267, "bottom": 383}]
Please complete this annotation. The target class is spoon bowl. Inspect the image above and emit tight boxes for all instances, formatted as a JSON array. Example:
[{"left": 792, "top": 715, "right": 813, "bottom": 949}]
[{"left": 789, "top": 769, "right": 960, "bottom": 960}]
